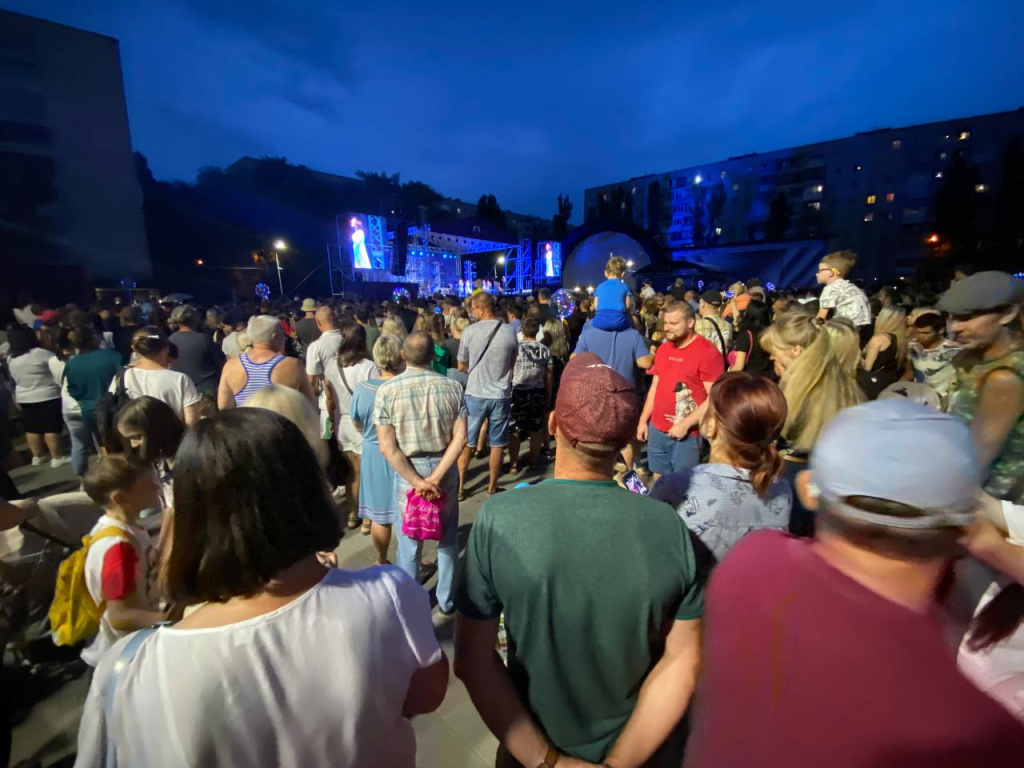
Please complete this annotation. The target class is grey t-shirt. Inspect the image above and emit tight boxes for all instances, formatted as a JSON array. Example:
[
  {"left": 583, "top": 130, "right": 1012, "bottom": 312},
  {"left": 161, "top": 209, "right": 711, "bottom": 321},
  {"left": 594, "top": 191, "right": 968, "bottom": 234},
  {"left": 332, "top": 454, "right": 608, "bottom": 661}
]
[{"left": 457, "top": 319, "right": 518, "bottom": 400}]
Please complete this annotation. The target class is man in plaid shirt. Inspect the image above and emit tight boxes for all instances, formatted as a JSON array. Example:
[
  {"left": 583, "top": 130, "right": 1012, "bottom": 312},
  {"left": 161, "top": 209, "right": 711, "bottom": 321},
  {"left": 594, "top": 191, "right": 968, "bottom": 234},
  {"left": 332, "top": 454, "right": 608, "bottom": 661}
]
[{"left": 376, "top": 331, "right": 467, "bottom": 615}]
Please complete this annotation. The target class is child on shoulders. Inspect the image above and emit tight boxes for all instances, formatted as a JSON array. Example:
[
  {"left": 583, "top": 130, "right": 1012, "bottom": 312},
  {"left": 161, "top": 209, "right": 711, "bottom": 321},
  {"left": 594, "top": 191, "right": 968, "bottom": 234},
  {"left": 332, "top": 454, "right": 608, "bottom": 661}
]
[{"left": 592, "top": 256, "right": 633, "bottom": 332}]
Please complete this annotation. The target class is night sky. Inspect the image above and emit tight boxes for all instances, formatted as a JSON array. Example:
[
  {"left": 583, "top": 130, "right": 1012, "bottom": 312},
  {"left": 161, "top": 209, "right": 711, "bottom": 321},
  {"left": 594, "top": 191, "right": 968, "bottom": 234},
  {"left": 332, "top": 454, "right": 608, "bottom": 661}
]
[{"left": 9, "top": 1, "right": 1024, "bottom": 220}]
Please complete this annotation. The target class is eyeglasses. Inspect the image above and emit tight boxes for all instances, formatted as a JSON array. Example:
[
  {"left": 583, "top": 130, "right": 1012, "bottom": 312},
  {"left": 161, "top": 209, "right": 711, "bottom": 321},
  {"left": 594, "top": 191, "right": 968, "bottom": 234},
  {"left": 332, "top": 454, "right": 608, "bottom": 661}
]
[{"left": 816, "top": 267, "right": 832, "bottom": 274}]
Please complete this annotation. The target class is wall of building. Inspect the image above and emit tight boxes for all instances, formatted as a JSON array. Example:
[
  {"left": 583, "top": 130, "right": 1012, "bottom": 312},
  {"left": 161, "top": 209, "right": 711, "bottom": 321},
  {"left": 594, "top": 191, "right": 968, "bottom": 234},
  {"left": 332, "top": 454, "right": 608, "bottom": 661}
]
[
  {"left": 585, "top": 108, "right": 1024, "bottom": 279},
  {"left": 0, "top": 11, "right": 151, "bottom": 288}
]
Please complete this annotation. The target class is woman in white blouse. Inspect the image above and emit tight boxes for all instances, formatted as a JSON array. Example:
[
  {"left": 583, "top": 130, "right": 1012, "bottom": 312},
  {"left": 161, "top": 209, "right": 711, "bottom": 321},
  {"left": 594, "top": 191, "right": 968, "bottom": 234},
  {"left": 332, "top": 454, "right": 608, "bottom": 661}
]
[
  {"left": 115, "top": 326, "right": 202, "bottom": 425},
  {"left": 5, "top": 325, "right": 68, "bottom": 468},
  {"left": 75, "top": 408, "right": 448, "bottom": 767}
]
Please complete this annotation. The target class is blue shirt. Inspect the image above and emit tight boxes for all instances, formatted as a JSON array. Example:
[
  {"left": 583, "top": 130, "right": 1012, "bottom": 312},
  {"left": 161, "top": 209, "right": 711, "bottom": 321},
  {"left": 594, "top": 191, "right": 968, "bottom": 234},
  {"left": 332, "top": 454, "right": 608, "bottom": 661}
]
[
  {"left": 594, "top": 278, "right": 629, "bottom": 313},
  {"left": 573, "top": 323, "right": 650, "bottom": 387}
]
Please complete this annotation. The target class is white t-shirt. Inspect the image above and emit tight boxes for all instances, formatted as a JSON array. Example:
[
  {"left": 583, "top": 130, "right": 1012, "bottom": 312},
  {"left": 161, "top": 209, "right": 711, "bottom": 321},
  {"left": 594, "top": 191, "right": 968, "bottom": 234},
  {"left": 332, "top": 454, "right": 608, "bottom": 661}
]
[
  {"left": 221, "top": 331, "right": 242, "bottom": 359},
  {"left": 304, "top": 328, "right": 342, "bottom": 378},
  {"left": 48, "top": 355, "right": 81, "bottom": 414},
  {"left": 9, "top": 347, "right": 61, "bottom": 404},
  {"left": 111, "top": 367, "right": 202, "bottom": 421},
  {"left": 819, "top": 278, "right": 871, "bottom": 327},
  {"left": 324, "top": 357, "right": 379, "bottom": 427},
  {"left": 74, "top": 567, "right": 441, "bottom": 768},
  {"left": 81, "top": 515, "right": 152, "bottom": 667}
]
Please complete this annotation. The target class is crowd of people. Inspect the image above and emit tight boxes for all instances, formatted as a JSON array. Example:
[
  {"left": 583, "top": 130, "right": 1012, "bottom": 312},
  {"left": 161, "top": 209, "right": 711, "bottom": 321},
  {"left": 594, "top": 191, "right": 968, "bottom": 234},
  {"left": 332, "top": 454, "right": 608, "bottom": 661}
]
[{"left": 2, "top": 251, "right": 1024, "bottom": 766}]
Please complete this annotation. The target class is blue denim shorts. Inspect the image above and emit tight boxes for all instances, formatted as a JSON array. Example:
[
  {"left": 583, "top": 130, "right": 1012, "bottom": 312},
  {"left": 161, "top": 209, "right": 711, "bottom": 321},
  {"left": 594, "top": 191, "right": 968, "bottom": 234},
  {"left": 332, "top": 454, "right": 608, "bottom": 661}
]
[
  {"left": 465, "top": 395, "right": 512, "bottom": 448},
  {"left": 647, "top": 424, "right": 701, "bottom": 475}
]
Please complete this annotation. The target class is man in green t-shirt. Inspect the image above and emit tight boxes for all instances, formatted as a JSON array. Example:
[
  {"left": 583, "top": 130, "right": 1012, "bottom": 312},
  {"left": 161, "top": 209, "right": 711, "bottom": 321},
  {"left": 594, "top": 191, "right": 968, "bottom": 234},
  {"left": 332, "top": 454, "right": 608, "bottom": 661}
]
[{"left": 455, "top": 353, "right": 704, "bottom": 768}]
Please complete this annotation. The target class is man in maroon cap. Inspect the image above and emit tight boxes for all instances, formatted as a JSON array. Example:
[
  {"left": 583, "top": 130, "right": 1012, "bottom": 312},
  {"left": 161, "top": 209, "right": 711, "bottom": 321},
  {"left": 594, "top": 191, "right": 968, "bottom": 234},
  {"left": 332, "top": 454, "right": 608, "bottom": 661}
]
[{"left": 455, "top": 353, "right": 704, "bottom": 768}]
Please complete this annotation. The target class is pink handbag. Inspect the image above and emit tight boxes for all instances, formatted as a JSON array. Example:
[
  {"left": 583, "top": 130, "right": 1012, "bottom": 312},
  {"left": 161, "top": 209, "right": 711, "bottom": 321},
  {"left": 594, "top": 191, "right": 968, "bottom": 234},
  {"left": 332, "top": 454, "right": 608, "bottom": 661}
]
[{"left": 402, "top": 488, "right": 445, "bottom": 541}]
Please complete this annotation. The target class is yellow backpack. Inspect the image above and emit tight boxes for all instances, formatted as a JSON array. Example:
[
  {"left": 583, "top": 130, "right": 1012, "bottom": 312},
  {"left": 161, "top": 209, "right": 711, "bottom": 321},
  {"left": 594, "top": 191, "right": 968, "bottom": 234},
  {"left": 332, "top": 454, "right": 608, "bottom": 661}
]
[{"left": 50, "top": 526, "right": 129, "bottom": 647}]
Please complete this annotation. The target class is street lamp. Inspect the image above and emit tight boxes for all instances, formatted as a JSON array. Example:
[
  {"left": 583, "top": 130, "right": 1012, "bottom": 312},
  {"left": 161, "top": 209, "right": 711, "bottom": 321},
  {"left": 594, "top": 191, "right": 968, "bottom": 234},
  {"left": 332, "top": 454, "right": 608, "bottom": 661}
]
[{"left": 273, "top": 240, "right": 287, "bottom": 296}]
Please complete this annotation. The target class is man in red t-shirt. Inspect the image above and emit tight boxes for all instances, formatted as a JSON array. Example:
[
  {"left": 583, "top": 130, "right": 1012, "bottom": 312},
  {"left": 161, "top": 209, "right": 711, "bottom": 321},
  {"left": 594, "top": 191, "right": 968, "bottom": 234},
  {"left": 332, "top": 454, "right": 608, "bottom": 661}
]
[
  {"left": 685, "top": 400, "right": 1024, "bottom": 768},
  {"left": 638, "top": 302, "right": 724, "bottom": 479}
]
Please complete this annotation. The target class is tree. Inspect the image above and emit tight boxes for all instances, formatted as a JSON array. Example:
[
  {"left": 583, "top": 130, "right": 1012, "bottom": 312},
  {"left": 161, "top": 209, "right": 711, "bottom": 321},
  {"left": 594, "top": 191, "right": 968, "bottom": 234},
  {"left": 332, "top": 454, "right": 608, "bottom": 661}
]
[
  {"left": 552, "top": 194, "right": 573, "bottom": 240},
  {"left": 992, "top": 134, "right": 1024, "bottom": 272},
  {"left": 646, "top": 180, "right": 663, "bottom": 238},
  {"left": 476, "top": 194, "right": 507, "bottom": 229},
  {"left": 765, "top": 192, "right": 792, "bottom": 241}
]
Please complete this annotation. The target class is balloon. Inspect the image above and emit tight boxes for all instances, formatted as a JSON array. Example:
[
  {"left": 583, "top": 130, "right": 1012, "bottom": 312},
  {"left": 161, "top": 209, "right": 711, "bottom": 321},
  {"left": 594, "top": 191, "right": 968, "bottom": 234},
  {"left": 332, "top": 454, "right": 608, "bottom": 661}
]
[
  {"left": 254, "top": 282, "right": 271, "bottom": 300},
  {"left": 550, "top": 289, "right": 576, "bottom": 320},
  {"left": 392, "top": 286, "right": 411, "bottom": 302}
]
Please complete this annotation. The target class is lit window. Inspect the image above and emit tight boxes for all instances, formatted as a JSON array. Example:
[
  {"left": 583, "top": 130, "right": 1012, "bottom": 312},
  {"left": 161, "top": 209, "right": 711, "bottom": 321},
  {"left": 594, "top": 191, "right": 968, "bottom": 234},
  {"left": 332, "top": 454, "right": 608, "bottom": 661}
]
[
  {"left": 866, "top": 195, "right": 877, "bottom": 205},
  {"left": 720, "top": 171, "right": 727, "bottom": 179},
  {"left": 809, "top": 201, "right": 821, "bottom": 211},
  {"left": 732, "top": 183, "right": 740, "bottom": 192},
  {"left": 632, "top": 187, "right": 637, "bottom": 194},
  {"left": 892, "top": 140, "right": 901, "bottom": 150},
  {"left": 885, "top": 193, "right": 895, "bottom": 203},
  {"left": 714, "top": 227, "right": 723, "bottom": 235},
  {"left": 864, "top": 212, "right": 875, "bottom": 222},
  {"left": 975, "top": 184, "right": 989, "bottom": 193},
  {"left": 940, "top": 152, "right": 948, "bottom": 160},
  {"left": 934, "top": 172, "right": 943, "bottom": 179},
  {"left": 855, "top": 165, "right": 862, "bottom": 172},
  {"left": 959, "top": 131, "right": 970, "bottom": 141},
  {"left": 814, "top": 184, "right": 824, "bottom": 193}
]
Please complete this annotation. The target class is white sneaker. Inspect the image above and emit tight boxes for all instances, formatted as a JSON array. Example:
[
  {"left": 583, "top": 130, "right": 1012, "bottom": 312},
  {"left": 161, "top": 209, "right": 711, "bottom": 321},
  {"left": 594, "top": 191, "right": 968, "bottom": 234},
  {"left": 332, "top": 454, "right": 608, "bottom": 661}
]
[
  {"left": 332, "top": 486, "right": 346, "bottom": 502},
  {"left": 50, "top": 457, "right": 71, "bottom": 469},
  {"left": 31, "top": 456, "right": 47, "bottom": 467}
]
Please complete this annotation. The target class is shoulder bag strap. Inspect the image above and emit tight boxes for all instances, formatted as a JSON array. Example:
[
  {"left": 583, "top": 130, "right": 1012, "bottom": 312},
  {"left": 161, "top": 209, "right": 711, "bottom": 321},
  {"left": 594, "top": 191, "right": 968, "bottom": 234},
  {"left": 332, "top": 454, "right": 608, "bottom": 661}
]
[
  {"left": 338, "top": 364, "right": 354, "bottom": 396},
  {"left": 470, "top": 322, "right": 503, "bottom": 374},
  {"left": 708, "top": 318, "right": 728, "bottom": 366},
  {"left": 103, "top": 627, "right": 158, "bottom": 767}
]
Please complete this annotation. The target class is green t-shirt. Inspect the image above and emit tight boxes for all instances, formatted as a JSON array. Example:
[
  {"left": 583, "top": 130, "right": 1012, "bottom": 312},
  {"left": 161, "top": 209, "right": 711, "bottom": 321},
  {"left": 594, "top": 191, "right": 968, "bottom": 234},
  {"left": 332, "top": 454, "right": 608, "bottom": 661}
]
[{"left": 455, "top": 478, "right": 704, "bottom": 762}]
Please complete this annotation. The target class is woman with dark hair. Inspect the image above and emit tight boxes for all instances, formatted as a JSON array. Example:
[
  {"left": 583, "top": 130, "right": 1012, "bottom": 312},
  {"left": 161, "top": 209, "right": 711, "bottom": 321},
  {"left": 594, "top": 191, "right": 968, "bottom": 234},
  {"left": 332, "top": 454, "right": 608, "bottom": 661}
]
[
  {"left": 413, "top": 313, "right": 450, "bottom": 373},
  {"left": 115, "top": 396, "right": 185, "bottom": 516},
  {"left": 117, "top": 326, "right": 202, "bottom": 425},
  {"left": 728, "top": 299, "right": 773, "bottom": 377},
  {"left": 6, "top": 324, "right": 68, "bottom": 468},
  {"left": 651, "top": 372, "right": 792, "bottom": 565},
  {"left": 74, "top": 409, "right": 448, "bottom": 766},
  {"left": 324, "top": 320, "right": 379, "bottom": 531}
]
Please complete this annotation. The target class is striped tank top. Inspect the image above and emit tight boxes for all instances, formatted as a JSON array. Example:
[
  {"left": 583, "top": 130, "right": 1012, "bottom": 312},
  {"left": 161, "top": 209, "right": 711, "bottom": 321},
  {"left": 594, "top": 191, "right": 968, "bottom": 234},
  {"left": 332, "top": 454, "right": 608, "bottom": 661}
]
[{"left": 235, "top": 352, "right": 285, "bottom": 406}]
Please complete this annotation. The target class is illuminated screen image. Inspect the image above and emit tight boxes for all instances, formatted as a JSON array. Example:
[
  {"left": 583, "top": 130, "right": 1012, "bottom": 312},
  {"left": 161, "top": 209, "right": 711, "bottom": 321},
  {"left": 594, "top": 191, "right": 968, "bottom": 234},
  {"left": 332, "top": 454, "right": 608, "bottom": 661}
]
[
  {"left": 350, "top": 214, "right": 372, "bottom": 270},
  {"left": 539, "top": 242, "right": 561, "bottom": 278}
]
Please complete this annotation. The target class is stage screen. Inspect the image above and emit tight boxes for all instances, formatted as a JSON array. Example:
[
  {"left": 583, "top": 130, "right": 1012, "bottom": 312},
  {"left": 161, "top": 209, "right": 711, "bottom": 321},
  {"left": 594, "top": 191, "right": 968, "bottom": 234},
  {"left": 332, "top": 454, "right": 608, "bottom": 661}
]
[
  {"left": 538, "top": 242, "right": 561, "bottom": 278},
  {"left": 348, "top": 214, "right": 373, "bottom": 270}
]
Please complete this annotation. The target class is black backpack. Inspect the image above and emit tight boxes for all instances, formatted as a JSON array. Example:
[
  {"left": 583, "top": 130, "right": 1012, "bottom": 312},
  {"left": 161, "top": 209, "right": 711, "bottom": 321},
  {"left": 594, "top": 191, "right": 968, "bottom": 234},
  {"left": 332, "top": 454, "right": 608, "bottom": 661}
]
[{"left": 95, "top": 368, "right": 132, "bottom": 448}]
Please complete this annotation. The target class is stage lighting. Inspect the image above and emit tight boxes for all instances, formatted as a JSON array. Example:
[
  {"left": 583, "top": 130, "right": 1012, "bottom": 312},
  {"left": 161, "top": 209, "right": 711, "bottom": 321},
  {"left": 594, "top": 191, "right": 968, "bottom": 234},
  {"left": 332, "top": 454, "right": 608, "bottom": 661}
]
[{"left": 497, "top": 256, "right": 506, "bottom": 265}]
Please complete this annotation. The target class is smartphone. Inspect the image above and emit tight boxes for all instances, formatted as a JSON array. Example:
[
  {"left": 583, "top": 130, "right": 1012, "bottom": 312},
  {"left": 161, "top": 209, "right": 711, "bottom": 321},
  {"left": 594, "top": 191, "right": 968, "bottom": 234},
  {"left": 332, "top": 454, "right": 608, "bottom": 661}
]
[
  {"left": 622, "top": 469, "right": 649, "bottom": 495},
  {"left": 724, "top": 290, "right": 735, "bottom": 299}
]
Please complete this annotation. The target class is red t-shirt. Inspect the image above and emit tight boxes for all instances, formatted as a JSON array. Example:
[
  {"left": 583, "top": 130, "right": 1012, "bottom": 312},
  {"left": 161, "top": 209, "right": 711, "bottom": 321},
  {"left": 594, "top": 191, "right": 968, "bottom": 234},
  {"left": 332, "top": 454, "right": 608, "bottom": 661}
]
[
  {"left": 685, "top": 531, "right": 1024, "bottom": 768},
  {"left": 648, "top": 335, "right": 725, "bottom": 434}
]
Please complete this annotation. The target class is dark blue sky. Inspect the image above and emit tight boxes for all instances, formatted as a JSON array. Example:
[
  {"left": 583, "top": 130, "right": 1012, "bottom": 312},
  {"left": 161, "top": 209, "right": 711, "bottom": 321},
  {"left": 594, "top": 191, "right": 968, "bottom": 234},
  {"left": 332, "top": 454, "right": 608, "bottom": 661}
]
[{"left": 11, "top": 1, "right": 1024, "bottom": 220}]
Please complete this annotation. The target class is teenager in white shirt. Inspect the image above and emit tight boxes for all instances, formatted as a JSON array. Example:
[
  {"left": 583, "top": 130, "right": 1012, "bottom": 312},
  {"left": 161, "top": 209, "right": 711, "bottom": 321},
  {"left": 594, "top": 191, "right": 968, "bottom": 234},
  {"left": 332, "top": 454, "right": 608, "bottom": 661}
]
[{"left": 74, "top": 408, "right": 447, "bottom": 767}]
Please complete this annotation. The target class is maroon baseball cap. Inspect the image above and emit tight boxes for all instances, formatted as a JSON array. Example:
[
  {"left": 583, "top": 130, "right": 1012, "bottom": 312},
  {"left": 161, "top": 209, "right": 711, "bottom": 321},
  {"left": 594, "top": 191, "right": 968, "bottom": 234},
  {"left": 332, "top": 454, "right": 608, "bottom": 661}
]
[
  {"left": 37, "top": 309, "right": 60, "bottom": 325},
  {"left": 555, "top": 353, "right": 639, "bottom": 452}
]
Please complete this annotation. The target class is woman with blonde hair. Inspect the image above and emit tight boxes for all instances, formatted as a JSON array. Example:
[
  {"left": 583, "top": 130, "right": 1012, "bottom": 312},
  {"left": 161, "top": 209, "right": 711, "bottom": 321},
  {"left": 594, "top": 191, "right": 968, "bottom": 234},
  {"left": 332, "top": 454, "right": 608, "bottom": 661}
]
[
  {"left": 245, "top": 385, "right": 328, "bottom": 469},
  {"left": 761, "top": 311, "right": 864, "bottom": 535},
  {"left": 380, "top": 316, "right": 407, "bottom": 341},
  {"left": 859, "top": 306, "right": 910, "bottom": 399}
]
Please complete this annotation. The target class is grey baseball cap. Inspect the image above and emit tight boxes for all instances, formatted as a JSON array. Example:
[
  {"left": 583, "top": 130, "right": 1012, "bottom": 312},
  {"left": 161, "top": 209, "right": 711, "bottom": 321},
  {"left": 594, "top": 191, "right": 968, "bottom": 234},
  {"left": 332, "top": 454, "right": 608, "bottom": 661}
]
[
  {"left": 937, "top": 271, "right": 1023, "bottom": 315},
  {"left": 811, "top": 399, "right": 981, "bottom": 529}
]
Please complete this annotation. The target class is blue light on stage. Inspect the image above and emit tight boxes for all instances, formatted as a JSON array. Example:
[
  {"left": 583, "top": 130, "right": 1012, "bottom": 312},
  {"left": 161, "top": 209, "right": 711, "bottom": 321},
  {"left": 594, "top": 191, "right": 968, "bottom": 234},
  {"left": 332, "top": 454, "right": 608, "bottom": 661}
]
[
  {"left": 697, "top": 280, "right": 705, "bottom": 290},
  {"left": 119, "top": 278, "right": 137, "bottom": 290}
]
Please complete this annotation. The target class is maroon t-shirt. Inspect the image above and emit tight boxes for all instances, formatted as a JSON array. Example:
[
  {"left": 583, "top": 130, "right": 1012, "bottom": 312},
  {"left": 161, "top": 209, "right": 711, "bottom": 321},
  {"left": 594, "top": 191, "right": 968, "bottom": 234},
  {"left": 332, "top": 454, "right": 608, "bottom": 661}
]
[{"left": 685, "top": 531, "right": 1024, "bottom": 768}]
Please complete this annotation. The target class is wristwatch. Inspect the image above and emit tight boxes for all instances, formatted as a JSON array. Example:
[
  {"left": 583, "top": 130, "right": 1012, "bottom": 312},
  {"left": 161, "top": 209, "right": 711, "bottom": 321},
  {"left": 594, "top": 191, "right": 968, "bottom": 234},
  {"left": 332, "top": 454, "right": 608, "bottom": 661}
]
[{"left": 537, "top": 745, "right": 560, "bottom": 768}]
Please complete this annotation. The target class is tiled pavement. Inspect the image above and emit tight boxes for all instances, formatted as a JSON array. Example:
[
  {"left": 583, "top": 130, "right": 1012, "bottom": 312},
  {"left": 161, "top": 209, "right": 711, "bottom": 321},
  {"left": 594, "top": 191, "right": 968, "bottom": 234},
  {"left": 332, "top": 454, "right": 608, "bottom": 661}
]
[{"left": 7, "top": 452, "right": 557, "bottom": 767}]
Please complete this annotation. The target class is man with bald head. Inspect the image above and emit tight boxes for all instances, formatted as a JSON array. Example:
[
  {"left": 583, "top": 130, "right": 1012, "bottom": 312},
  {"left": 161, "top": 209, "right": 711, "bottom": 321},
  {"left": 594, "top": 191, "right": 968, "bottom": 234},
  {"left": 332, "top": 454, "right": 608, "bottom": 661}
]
[{"left": 377, "top": 330, "right": 467, "bottom": 615}]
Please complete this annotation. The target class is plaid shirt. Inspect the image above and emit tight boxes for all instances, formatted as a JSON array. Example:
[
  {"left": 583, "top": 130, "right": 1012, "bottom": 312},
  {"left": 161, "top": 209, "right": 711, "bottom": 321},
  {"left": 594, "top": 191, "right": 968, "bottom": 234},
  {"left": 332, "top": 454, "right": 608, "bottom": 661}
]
[{"left": 374, "top": 367, "right": 466, "bottom": 455}]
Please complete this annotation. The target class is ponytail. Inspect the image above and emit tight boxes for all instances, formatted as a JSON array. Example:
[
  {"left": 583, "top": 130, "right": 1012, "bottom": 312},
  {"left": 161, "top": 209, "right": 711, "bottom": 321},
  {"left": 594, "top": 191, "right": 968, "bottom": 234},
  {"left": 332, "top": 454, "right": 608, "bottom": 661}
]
[
  {"left": 966, "top": 583, "right": 1024, "bottom": 652},
  {"left": 749, "top": 441, "right": 782, "bottom": 498}
]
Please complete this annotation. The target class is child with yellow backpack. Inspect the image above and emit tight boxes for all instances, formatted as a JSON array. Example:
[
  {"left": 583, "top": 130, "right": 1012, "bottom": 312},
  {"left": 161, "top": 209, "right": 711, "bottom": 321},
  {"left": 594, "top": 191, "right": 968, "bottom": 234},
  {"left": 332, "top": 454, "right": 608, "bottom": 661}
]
[{"left": 50, "top": 454, "right": 171, "bottom": 665}]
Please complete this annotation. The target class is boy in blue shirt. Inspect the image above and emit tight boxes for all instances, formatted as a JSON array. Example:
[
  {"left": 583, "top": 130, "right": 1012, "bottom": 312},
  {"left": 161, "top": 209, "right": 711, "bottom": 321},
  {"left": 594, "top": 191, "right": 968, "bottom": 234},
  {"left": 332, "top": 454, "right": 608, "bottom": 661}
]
[{"left": 592, "top": 256, "right": 633, "bottom": 332}]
